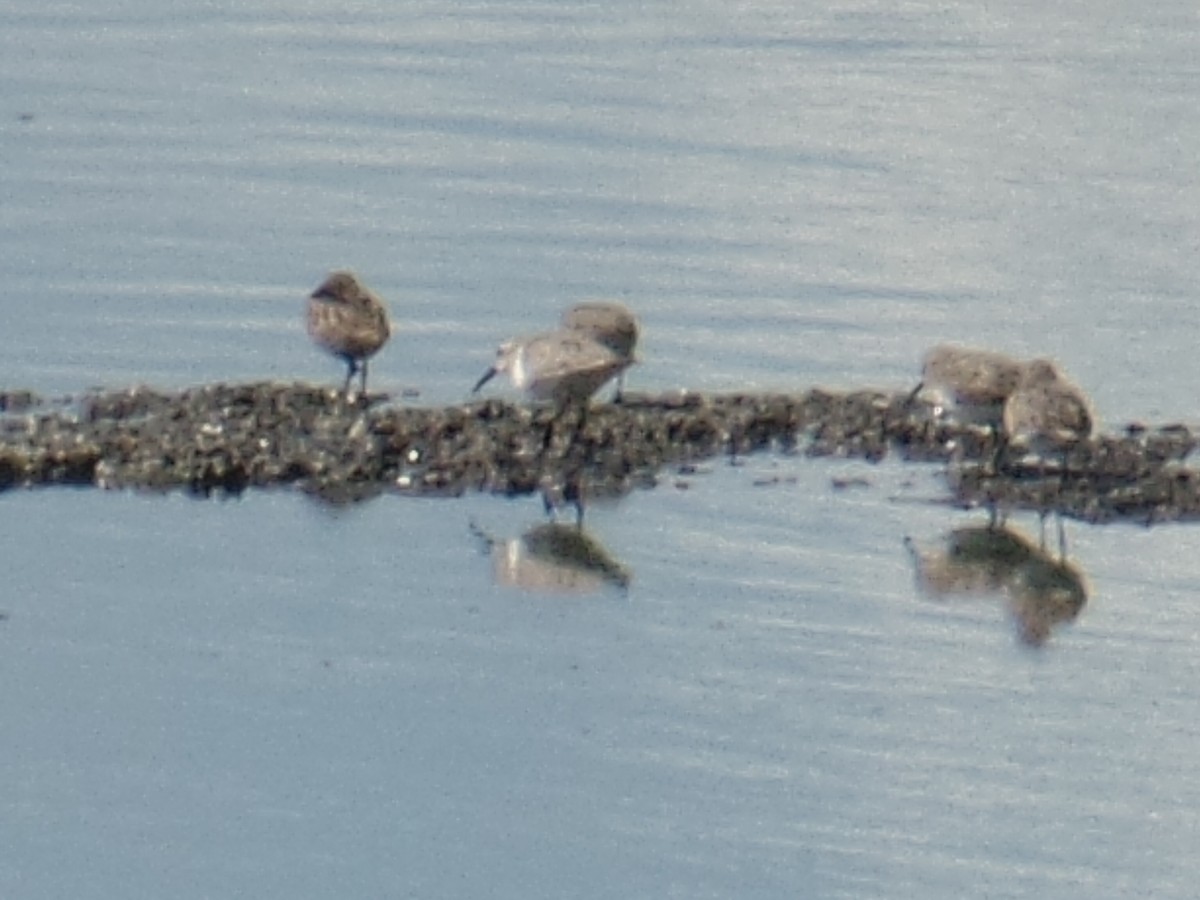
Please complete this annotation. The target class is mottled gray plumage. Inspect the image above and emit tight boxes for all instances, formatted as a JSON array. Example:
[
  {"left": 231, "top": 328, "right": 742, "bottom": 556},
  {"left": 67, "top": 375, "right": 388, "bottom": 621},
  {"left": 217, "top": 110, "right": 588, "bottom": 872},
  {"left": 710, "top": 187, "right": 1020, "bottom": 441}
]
[
  {"left": 1003, "top": 358, "right": 1094, "bottom": 457},
  {"left": 307, "top": 270, "right": 391, "bottom": 397},
  {"left": 472, "top": 328, "right": 633, "bottom": 409},
  {"left": 561, "top": 301, "right": 639, "bottom": 359},
  {"left": 561, "top": 301, "right": 640, "bottom": 400},
  {"left": 910, "top": 344, "right": 1025, "bottom": 428}
]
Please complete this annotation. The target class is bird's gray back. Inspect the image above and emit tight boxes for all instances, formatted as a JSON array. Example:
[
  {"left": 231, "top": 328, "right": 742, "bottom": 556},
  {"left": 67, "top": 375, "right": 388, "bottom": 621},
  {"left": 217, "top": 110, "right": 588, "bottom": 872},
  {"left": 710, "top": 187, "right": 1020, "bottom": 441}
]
[{"left": 561, "top": 302, "right": 639, "bottom": 359}]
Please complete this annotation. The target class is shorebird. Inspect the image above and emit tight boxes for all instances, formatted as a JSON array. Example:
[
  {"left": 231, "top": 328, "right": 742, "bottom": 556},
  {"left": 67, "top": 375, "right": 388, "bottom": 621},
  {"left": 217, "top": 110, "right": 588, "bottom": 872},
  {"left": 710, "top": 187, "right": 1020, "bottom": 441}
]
[
  {"left": 472, "top": 328, "right": 634, "bottom": 412},
  {"left": 909, "top": 344, "right": 1025, "bottom": 431},
  {"left": 910, "top": 344, "right": 1028, "bottom": 521},
  {"left": 1002, "top": 358, "right": 1094, "bottom": 555},
  {"left": 561, "top": 301, "right": 640, "bottom": 401},
  {"left": 1003, "top": 358, "right": 1094, "bottom": 465},
  {"left": 307, "top": 270, "right": 391, "bottom": 397}
]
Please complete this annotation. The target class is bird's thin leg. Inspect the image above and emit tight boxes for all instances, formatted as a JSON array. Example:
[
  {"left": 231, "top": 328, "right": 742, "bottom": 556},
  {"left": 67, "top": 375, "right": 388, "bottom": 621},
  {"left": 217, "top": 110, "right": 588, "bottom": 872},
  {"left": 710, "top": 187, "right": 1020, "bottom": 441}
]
[
  {"left": 555, "top": 401, "right": 586, "bottom": 451},
  {"left": 341, "top": 359, "right": 356, "bottom": 397},
  {"left": 1037, "top": 454, "right": 1052, "bottom": 550},
  {"left": 542, "top": 405, "right": 560, "bottom": 452},
  {"left": 359, "top": 359, "right": 369, "bottom": 399},
  {"left": 571, "top": 470, "right": 586, "bottom": 527},
  {"left": 977, "top": 432, "right": 1008, "bottom": 528},
  {"left": 613, "top": 373, "right": 626, "bottom": 405},
  {"left": 989, "top": 425, "right": 1006, "bottom": 476},
  {"left": 576, "top": 401, "right": 590, "bottom": 441}
]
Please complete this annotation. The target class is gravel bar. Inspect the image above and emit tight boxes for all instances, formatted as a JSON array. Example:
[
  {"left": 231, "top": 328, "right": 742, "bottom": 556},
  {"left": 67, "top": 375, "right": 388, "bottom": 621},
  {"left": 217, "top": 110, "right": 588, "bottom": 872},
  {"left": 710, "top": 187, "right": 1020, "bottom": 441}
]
[{"left": 0, "top": 381, "right": 1195, "bottom": 524}]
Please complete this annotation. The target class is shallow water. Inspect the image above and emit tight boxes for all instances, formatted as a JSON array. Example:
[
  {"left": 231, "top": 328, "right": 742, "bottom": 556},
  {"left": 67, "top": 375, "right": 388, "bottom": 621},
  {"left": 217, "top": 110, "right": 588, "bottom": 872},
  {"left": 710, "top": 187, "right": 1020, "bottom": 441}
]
[{"left": 3, "top": 1, "right": 1200, "bottom": 897}]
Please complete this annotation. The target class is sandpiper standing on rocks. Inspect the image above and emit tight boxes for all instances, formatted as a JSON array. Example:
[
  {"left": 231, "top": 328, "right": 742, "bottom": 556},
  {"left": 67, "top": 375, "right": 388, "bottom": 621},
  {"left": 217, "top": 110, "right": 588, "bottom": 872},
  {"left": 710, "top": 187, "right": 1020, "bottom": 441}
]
[
  {"left": 472, "top": 328, "right": 634, "bottom": 412},
  {"left": 909, "top": 344, "right": 1025, "bottom": 431},
  {"left": 307, "top": 270, "right": 391, "bottom": 398},
  {"left": 1002, "top": 358, "right": 1094, "bottom": 465},
  {"left": 561, "top": 301, "right": 640, "bottom": 401},
  {"left": 1002, "top": 358, "right": 1094, "bottom": 555}
]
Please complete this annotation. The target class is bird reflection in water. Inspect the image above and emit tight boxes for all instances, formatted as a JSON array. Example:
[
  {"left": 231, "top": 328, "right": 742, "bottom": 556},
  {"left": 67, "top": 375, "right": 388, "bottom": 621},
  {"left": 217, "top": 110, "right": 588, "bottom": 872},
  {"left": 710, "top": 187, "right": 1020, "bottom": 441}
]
[
  {"left": 904, "top": 524, "right": 1087, "bottom": 647},
  {"left": 471, "top": 520, "right": 631, "bottom": 596}
]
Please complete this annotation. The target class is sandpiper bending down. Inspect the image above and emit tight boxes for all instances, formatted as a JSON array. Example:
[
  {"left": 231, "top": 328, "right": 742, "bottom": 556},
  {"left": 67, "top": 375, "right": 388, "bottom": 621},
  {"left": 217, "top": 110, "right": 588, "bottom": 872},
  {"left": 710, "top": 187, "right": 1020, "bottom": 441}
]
[
  {"left": 307, "top": 270, "right": 391, "bottom": 398},
  {"left": 472, "top": 328, "right": 634, "bottom": 412},
  {"left": 561, "top": 301, "right": 640, "bottom": 400},
  {"left": 909, "top": 343, "right": 1025, "bottom": 431}
]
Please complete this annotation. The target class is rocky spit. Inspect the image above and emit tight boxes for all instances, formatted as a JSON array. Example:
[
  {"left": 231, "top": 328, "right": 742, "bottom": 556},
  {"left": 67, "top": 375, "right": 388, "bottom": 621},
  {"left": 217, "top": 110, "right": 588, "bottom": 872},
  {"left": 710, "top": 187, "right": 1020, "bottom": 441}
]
[{"left": 0, "top": 381, "right": 1197, "bottom": 524}]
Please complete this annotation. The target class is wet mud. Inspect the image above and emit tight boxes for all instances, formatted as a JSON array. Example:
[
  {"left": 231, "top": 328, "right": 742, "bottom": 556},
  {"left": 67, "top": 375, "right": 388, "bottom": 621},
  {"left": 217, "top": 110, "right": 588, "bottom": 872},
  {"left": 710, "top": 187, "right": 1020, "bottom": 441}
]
[{"left": 0, "top": 381, "right": 1195, "bottom": 525}]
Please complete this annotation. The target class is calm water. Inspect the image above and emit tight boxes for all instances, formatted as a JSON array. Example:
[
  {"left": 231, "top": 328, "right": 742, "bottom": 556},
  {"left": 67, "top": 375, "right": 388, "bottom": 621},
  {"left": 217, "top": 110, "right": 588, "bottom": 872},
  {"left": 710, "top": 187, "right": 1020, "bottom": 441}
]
[{"left": 3, "top": 1, "right": 1200, "bottom": 897}]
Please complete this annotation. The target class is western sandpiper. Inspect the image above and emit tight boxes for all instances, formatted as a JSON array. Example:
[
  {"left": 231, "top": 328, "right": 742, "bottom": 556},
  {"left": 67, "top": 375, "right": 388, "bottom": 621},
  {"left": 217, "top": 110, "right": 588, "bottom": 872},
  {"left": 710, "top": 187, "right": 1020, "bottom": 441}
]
[
  {"left": 307, "top": 270, "right": 391, "bottom": 397},
  {"left": 1002, "top": 358, "right": 1094, "bottom": 464},
  {"left": 561, "top": 301, "right": 640, "bottom": 401},
  {"left": 472, "top": 328, "right": 634, "bottom": 411},
  {"left": 909, "top": 344, "right": 1025, "bottom": 430}
]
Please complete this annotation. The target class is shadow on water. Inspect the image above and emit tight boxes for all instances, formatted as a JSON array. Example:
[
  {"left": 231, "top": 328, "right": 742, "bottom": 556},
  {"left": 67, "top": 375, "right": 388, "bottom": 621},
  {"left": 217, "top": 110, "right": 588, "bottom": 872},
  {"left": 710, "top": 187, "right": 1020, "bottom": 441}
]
[
  {"left": 471, "top": 519, "right": 631, "bottom": 596},
  {"left": 904, "top": 522, "right": 1088, "bottom": 648}
]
